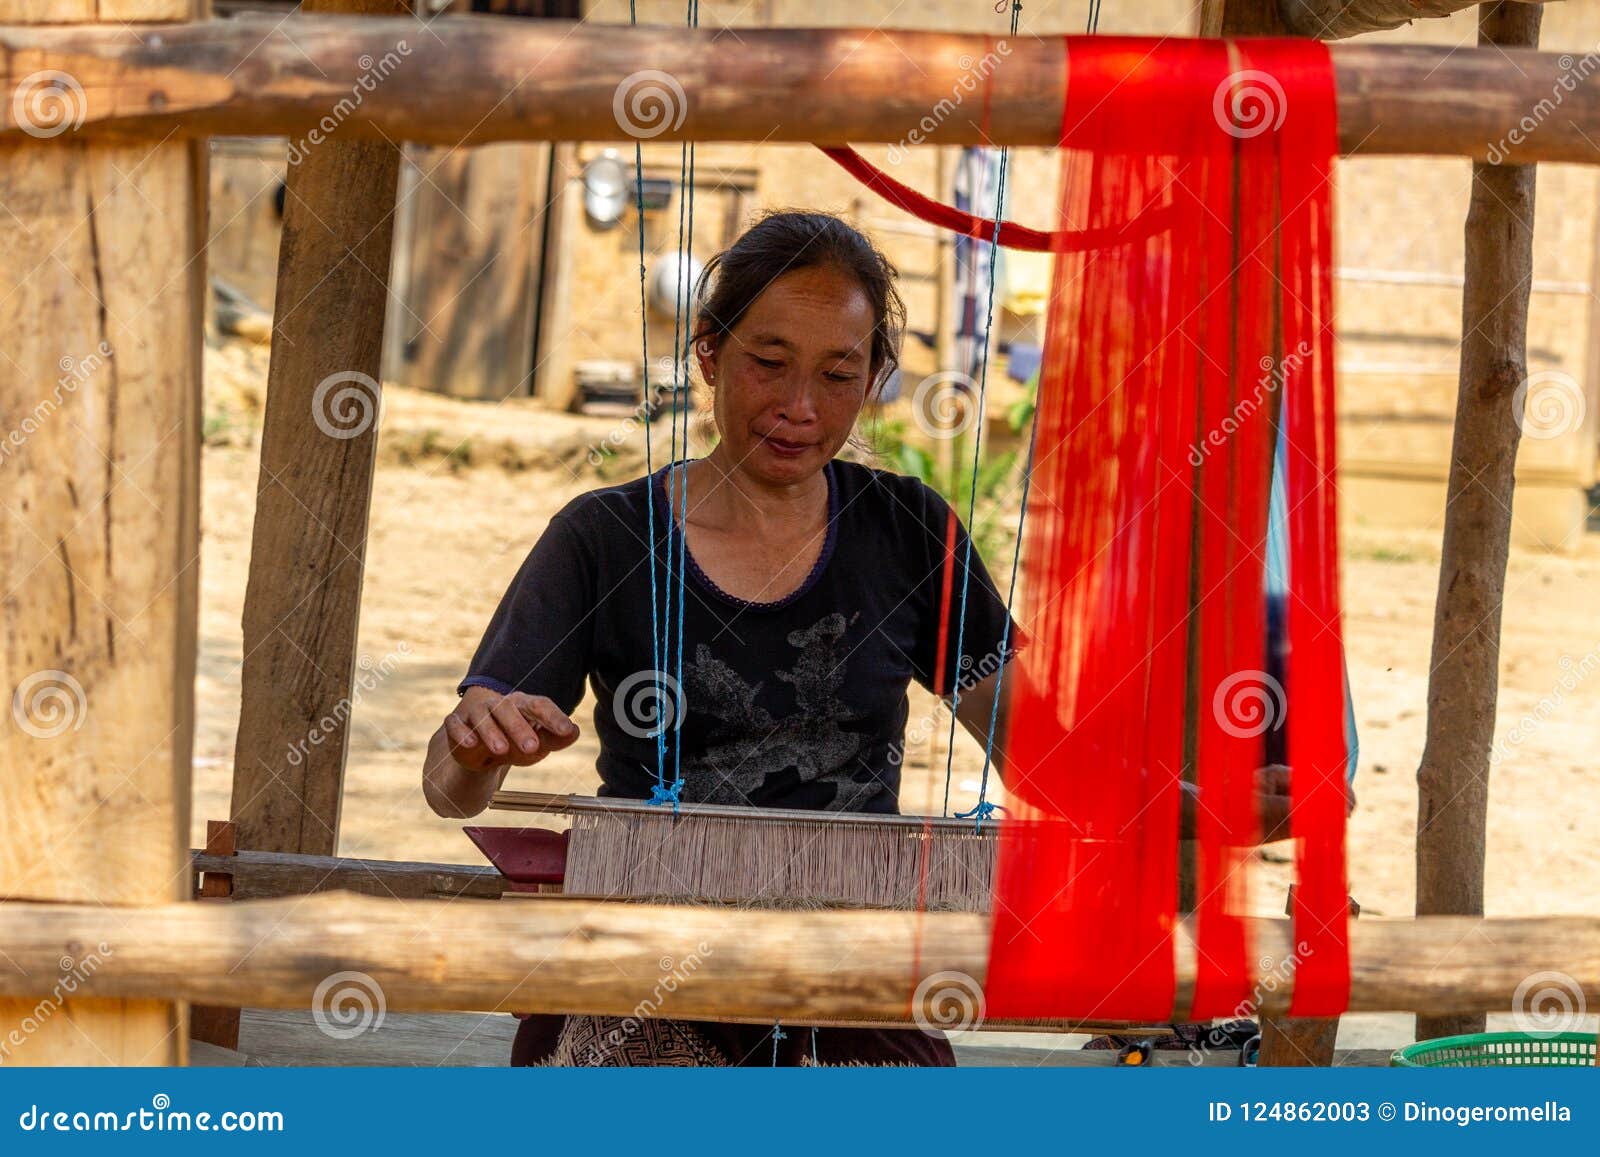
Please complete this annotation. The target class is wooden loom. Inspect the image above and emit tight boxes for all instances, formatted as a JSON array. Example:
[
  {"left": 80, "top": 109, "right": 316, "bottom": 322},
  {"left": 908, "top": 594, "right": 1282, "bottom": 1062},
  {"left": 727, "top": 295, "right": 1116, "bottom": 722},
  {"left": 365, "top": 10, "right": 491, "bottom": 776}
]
[
  {"left": 4, "top": 1, "right": 1599, "bottom": 1066},
  {"left": 474, "top": 791, "right": 997, "bottom": 911}
]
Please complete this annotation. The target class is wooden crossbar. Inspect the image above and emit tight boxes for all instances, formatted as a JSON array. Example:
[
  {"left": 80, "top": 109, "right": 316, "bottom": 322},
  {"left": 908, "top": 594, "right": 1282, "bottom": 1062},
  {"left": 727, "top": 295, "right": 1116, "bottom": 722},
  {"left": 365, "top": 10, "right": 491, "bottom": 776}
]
[
  {"left": 1, "top": 19, "right": 1598, "bottom": 163},
  {"left": 3, "top": 895, "right": 1598, "bottom": 1021}
]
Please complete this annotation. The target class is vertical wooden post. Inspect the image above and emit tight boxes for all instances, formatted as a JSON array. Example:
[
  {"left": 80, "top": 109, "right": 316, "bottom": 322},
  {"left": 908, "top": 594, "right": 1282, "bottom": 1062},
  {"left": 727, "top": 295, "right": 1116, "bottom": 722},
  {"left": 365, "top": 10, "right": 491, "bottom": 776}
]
[
  {"left": 229, "top": 0, "right": 410, "bottom": 856},
  {"left": 1415, "top": 1, "right": 1542, "bottom": 1044},
  {"left": 189, "top": 821, "right": 241, "bottom": 1050},
  {"left": 0, "top": 0, "right": 203, "bottom": 1065}
]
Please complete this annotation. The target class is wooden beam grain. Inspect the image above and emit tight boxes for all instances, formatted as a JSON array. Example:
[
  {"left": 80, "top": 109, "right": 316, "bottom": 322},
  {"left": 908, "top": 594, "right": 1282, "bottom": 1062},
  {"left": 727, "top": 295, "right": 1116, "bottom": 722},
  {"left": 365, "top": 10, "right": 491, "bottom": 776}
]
[
  {"left": 227, "top": 0, "right": 408, "bottom": 857},
  {"left": 0, "top": 896, "right": 1595, "bottom": 1021},
  {"left": 0, "top": 0, "right": 202, "bottom": 1066},
  {"left": 1, "top": 21, "right": 1599, "bottom": 163},
  {"left": 1416, "top": 0, "right": 1544, "bottom": 1044}
]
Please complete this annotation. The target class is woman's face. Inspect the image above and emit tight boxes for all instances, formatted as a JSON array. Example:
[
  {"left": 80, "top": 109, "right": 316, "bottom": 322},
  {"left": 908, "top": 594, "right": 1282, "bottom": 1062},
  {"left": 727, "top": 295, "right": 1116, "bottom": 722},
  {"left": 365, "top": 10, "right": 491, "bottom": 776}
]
[{"left": 697, "top": 264, "right": 876, "bottom": 488}]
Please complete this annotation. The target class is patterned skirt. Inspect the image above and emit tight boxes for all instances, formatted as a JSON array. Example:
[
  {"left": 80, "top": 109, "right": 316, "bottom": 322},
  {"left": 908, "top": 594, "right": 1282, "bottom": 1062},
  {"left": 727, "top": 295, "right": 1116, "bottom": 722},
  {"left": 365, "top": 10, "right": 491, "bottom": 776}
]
[{"left": 511, "top": 1014, "right": 955, "bottom": 1067}]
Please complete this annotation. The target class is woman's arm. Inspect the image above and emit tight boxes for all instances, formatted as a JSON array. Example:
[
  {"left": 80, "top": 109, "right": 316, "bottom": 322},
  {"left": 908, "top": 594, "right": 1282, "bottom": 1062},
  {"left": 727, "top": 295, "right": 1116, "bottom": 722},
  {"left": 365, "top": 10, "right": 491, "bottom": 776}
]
[
  {"left": 422, "top": 686, "right": 579, "bottom": 819},
  {"left": 949, "top": 668, "right": 1010, "bottom": 781}
]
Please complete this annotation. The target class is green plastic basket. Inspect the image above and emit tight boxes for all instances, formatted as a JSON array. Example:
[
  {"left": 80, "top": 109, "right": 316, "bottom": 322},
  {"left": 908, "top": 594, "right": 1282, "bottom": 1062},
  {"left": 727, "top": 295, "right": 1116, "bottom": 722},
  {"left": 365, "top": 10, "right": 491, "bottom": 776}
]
[{"left": 1391, "top": 1031, "right": 1597, "bottom": 1068}]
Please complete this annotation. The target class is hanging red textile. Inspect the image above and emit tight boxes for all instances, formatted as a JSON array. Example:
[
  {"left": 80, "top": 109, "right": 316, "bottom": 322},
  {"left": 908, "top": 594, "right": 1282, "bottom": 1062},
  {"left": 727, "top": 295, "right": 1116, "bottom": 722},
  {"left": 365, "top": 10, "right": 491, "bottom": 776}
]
[
  {"left": 984, "top": 37, "right": 1348, "bottom": 1021},
  {"left": 818, "top": 145, "right": 1176, "bottom": 253}
]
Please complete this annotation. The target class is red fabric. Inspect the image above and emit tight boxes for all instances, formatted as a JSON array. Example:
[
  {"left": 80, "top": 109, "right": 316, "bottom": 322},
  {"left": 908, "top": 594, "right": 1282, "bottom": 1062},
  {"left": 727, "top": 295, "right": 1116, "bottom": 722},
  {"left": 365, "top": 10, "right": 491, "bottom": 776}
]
[
  {"left": 818, "top": 146, "right": 1177, "bottom": 253},
  {"left": 984, "top": 37, "right": 1348, "bottom": 1021}
]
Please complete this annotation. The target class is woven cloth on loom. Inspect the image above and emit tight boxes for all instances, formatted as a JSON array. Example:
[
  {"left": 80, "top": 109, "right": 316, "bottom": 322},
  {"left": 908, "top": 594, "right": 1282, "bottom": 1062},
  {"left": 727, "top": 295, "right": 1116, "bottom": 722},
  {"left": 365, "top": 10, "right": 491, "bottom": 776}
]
[{"left": 985, "top": 38, "right": 1350, "bottom": 1021}]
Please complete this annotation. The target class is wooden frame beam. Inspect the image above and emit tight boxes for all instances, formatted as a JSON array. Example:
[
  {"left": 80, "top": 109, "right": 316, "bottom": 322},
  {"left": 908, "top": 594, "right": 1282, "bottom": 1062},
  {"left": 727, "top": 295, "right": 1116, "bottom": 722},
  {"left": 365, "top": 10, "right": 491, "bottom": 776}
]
[
  {"left": 1, "top": 19, "right": 1599, "bottom": 163},
  {"left": 226, "top": 0, "right": 406, "bottom": 860},
  {"left": 0, "top": 0, "right": 203, "bottom": 1066},
  {"left": 1, "top": 895, "right": 1596, "bottom": 1020}
]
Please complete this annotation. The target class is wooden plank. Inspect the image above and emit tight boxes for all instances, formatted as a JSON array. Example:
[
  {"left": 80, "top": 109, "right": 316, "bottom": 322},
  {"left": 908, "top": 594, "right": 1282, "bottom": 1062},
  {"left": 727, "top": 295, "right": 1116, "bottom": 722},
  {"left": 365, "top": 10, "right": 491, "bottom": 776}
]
[
  {"left": 1416, "top": 1, "right": 1544, "bottom": 1045},
  {"left": 492, "top": 788, "right": 1000, "bottom": 830},
  {"left": 4, "top": 22, "right": 1600, "bottom": 164},
  {"left": 190, "top": 820, "right": 240, "bottom": 1050},
  {"left": 189, "top": 849, "right": 509, "bottom": 900},
  {"left": 2, "top": 896, "right": 1598, "bottom": 1021},
  {"left": 391, "top": 143, "right": 548, "bottom": 400},
  {"left": 0, "top": 0, "right": 201, "bottom": 1066},
  {"left": 530, "top": 143, "right": 580, "bottom": 409},
  {"left": 228, "top": 0, "right": 409, "bottom": 857}
]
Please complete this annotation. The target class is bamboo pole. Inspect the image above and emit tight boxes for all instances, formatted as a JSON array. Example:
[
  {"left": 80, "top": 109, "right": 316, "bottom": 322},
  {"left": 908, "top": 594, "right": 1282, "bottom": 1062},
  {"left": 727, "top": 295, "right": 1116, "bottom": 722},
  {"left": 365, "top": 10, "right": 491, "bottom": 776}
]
[
  {"left": 0, "top": 895, "right": 1595, "bottom": 1021},
  {"left": 1415, "top": 1, "right": 1543, "bottom": 1045},
  {"left": 0, "top": 0, "right": 202, "bottom": 1065},
  {"left": 1282, "top": 0, "right": 1555, "bottom": 40},
  {"left": 0, "top": 20, "right": 1598, "bottom": 163}
]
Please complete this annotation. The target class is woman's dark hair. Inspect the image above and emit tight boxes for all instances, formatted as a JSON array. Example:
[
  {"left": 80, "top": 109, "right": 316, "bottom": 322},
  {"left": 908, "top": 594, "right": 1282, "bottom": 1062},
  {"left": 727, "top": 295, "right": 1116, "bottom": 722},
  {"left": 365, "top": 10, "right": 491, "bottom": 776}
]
[{"left": 692, "top": 211, "right": 905, "bottom": 395}]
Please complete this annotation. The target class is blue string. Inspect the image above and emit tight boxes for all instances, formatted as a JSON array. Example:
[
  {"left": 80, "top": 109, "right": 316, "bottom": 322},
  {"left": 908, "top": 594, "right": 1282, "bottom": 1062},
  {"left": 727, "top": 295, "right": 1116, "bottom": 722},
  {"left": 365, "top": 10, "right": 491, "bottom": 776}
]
[
  {"left": 939, "top": 2, "right": 1022, "bottom": 824},
  {"left": 810, "top": 1026, "right": 819, "bottom": 1066},
  {"left": 628, "top": 0, "right": 668, "bottom": 801},
  {"left": 645, "top": 0, "right": 700, "bottom": 815},
  {"left": 771, "top": 1021, "right": 787, "bottom": 1066}
]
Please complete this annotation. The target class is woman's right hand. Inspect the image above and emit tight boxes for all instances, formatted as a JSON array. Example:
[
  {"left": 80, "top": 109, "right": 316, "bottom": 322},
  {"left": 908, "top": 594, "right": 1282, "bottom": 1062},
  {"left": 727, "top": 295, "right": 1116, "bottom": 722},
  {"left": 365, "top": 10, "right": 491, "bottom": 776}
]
[{"left": 443, "top": 686, "right": 580, "bottom": 772}]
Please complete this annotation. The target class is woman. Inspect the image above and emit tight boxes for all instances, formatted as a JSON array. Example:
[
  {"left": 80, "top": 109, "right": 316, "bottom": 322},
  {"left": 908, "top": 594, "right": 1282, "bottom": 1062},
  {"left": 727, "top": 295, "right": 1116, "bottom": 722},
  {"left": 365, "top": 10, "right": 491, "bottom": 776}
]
[{"left": 423, "top": 212, "right": 1017, "bottom": 1066}]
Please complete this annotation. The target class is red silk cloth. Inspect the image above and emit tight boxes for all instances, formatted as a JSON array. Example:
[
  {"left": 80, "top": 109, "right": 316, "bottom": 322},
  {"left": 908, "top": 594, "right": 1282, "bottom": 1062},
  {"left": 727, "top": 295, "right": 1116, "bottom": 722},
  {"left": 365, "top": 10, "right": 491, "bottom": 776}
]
[
  {"left": 984, "top": 38, "right": 1350, "bottom": 1021},
  {"left": 819, "top": 146, "right": 1176, "bottom": 253}
]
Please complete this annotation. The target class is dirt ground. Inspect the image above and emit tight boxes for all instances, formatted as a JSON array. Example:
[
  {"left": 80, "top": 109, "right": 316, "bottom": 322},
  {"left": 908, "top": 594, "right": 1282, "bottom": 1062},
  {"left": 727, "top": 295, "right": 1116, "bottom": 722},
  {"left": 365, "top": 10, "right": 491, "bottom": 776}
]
[{"left": 194, "top": 339, "right": 1600, "bottom": 923}]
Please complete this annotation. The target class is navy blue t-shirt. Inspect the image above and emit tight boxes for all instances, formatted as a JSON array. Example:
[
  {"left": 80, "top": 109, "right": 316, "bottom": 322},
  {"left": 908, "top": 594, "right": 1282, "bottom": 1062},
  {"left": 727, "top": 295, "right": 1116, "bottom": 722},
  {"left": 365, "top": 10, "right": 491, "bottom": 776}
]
[{"left": 461, "top": 459, "right": 1016, "bottom": 814}]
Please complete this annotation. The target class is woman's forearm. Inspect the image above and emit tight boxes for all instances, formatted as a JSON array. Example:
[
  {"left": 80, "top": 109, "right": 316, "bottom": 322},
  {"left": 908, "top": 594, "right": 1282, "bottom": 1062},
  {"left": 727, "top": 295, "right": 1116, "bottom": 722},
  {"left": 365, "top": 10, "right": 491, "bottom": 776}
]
[
  {"left": 422, "top": 725, "right": 509, "bottom": 818},
  {"left": 951, "top": 669, "right": 1010, "bottom": 781}
]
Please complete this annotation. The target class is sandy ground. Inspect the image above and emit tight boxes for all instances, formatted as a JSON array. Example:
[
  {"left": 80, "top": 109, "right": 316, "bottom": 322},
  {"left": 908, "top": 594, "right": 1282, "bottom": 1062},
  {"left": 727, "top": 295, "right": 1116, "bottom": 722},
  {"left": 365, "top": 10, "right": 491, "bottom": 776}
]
[{"left": 194, "top": 340, "right": 1600, "bottom": 930}]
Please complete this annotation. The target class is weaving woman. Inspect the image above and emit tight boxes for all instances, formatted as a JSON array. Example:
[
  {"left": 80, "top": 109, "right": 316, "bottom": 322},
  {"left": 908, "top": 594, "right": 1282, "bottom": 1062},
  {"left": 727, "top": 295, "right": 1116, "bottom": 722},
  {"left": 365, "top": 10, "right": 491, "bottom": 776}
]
[
  {"left": 423, "top": 212, "right": 1014, "bottom": 1066},
  {"left": 422, "top": 212, "right": 1315, "bottom": 1067}
]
